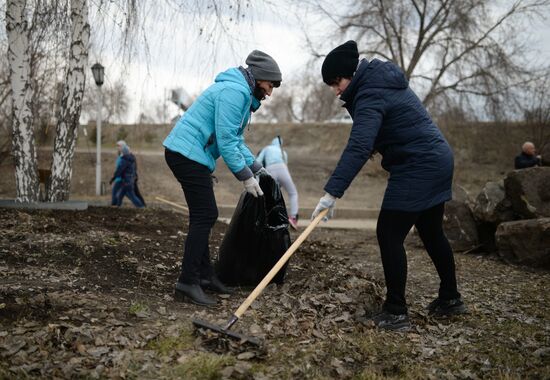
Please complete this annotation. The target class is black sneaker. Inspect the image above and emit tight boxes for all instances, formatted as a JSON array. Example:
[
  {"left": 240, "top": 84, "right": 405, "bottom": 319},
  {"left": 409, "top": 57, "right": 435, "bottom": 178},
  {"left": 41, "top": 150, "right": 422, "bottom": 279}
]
[
  {"left": 427, "top": 297, "right": 467, "bottom": 317},
  {"left": 372, "top": 311, "right": 411, "bottom": 331}
]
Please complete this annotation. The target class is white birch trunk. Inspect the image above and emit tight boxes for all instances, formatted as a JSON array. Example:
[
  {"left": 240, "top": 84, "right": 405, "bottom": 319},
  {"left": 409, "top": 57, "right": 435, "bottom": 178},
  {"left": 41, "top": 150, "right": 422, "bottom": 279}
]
[
  {"left": 47, "top": 0, "right": 90, "bottom": 201},
  {"left": 6, "top": 0, "right": 39, "bottom": 202}
]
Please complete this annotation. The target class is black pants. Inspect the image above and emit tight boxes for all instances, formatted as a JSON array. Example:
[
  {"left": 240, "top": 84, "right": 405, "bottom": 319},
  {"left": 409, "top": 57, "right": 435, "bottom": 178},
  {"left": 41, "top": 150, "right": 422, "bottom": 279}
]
[
  {"left": 165, "top": 149, "right": 218, "bottom": 284},
  {"left": 376, "top": 202, "right": 460, "bottom": 315}
]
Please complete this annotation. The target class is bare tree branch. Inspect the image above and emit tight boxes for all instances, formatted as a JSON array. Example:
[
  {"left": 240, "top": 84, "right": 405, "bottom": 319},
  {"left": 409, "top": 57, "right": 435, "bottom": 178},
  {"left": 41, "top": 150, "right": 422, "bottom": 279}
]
[{"left": 303, "top": 0, "right": 550, "bottom": 119}]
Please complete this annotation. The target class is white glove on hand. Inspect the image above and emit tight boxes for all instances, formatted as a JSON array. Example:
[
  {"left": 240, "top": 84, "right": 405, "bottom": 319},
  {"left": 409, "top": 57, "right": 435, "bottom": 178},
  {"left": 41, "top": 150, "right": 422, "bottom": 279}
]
[
  {"left": 311, "top": 193, "right": 337, "bottom": 221},
  {"left": 243, "top": 177, "right": 264, "bottom": 197},
  {"left": 254, "top": 167, "right": 271, "bottom": 178}
]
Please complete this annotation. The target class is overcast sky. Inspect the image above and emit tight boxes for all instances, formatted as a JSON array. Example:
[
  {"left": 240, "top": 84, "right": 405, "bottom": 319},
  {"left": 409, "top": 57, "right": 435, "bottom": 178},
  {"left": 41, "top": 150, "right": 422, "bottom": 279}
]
[
  {"left": 85, "top": 1, "right": 550, "bottom": 123},
  {"left": 86, "top": 1, "right": 318, "bottom": 123}
]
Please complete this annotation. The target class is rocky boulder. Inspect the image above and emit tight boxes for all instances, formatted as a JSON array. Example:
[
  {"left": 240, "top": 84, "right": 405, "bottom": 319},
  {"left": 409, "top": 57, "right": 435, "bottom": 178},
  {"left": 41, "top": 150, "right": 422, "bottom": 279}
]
[
  {"left": 453, "top": 184, "right": 473, "bottom": 205},
  {"left": 540, "top": 144, "right": 550, "bottom": 166},
  {"left": 443, "top": 200, "right": 479, "bottom": 252},
  {"left": 473, "top": 180, "right": 514, "bottom": 224},
  {"left": 495, "top": 218, "right": 550, "bottom": 268},
  {"left": 504, "top": 167, "right": 550, "bottom": 219}
]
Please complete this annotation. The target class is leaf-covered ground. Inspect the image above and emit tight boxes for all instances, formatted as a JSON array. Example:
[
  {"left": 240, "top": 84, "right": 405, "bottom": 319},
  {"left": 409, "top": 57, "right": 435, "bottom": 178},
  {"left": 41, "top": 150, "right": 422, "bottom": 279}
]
[{"left": 0, "top": 206, "right": 548, "bottom": 379}]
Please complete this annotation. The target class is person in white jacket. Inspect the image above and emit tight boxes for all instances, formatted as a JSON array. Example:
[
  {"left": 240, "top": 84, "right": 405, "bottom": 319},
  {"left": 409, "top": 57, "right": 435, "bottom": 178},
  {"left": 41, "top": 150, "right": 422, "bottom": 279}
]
[{"left": 257, "top": 136, "right": 299, "bottom": 229}]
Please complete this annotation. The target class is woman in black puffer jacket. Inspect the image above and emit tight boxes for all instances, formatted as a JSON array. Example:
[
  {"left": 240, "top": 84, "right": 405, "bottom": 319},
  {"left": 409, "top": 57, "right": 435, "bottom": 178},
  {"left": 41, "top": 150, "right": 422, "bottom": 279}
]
[{"left": 312, "top": 41, "right": 466, "bottom": 331}]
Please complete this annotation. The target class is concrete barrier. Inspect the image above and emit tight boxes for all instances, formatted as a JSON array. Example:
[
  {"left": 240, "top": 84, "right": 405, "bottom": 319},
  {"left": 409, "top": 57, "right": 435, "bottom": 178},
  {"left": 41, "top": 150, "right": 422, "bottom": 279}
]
[{"left": 0, "top": 199, "right": 88, "bottom": 210}]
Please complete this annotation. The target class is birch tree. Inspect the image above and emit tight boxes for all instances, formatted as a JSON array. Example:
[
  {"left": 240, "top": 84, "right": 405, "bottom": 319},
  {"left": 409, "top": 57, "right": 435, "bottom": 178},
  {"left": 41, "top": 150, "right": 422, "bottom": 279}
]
[
  {"left": 47, "top": 0, "right": 89, "bottom": 201},
  {"left": 3, "top": 0, "right": 255, "bottom": 202},
  {"left": 6, "top": 0, "right": 39, "bottom": 202}
]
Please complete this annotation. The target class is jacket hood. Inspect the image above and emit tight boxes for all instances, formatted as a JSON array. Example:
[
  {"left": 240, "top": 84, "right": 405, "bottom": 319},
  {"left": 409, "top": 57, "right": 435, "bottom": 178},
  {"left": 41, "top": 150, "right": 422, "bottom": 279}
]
[
  {"left": 215, "top": 67, "right": 252, "bottom": 93},
  {"left": 215, "top": 67, "right": 262, "bottom": 112},
  {"left": 341, "top": 59, "right": 408, "bottom": 103},
  {"left": 271, "top": 136, "right": 282, "bottom": 146},
  {"left": 121, "top": 153, "right": 135, "bottom": 163}
]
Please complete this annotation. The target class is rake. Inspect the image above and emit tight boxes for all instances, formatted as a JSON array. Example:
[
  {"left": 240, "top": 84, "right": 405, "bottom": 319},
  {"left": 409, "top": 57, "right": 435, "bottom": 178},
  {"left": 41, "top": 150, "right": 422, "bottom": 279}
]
[{"left": 192, "top": 209, "right": 329, "bottom": 346}]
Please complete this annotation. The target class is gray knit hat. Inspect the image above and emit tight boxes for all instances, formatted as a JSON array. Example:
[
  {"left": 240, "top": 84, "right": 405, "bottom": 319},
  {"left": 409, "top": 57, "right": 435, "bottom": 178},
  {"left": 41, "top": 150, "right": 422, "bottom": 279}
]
[{"left": 246, "top": 50, "right": 282, "bottom": 86}]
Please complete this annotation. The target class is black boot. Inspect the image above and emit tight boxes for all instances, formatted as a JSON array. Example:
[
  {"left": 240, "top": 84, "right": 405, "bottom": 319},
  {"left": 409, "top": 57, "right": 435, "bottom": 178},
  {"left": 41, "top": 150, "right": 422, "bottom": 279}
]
[
  {"left": 200, "top": 275, "right": 234, "bottom": 294},
  {"left": 174, "top": 282, "right": 217, "bottom": 306}
]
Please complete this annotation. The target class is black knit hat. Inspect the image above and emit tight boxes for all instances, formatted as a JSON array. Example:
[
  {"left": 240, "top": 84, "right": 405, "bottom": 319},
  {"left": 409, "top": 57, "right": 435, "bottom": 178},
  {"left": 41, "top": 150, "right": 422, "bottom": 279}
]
[
  {"left": 321, "top": 40, "right": 359, "bottom": 84},
  {"left": 246, "top": 50, "right": 282, "bottom": 86}
]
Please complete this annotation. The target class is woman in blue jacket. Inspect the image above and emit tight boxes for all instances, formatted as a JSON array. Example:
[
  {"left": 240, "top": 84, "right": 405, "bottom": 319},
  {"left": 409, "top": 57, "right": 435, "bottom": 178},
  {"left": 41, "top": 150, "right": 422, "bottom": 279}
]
[
  {"left": 164, "top": 50, "right": 281, "bottom": 306},
  {"left": 312, "top": 41, "right": 466, "bottom": 331}
]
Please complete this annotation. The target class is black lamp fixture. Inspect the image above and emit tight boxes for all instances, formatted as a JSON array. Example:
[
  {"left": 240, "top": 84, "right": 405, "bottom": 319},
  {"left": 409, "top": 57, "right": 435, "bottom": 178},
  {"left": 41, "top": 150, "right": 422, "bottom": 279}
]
[{"left": 91, "top": 63, "right": 104, "bottom": 86}]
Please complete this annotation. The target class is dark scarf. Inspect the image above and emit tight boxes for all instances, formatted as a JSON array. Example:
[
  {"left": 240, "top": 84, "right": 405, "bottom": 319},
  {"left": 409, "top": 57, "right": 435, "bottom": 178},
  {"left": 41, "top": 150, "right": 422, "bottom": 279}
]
[
  {"left": 238, "top": 66, "right": 261, "bottom": 112},
  {"left": 238, "top": 66, "right": 255, "bottom": 93}
]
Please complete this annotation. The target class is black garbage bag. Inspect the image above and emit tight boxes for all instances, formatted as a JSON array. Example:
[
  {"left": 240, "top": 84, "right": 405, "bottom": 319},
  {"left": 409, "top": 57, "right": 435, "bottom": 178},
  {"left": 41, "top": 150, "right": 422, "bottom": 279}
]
[{"left": 215, "top": 174, "right": 291, "bottom": 286}]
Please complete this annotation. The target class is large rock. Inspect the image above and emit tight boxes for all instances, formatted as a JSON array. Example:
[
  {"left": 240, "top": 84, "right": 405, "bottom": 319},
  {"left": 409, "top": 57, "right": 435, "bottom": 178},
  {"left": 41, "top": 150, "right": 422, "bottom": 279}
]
[
  {"left": 504, "top": 167, "right": 550, "bottom": 219},
  {"left": 540, "top": 145, "right": 550, "bottom": 166},
  {"left": 472, "top": 180, "right": 514, "bottom": 224},
  {"left": 443, "top": 200, "right": 479, "bottom": 252},
  {"left": 495, "top": 218, "right": 550, "bottom": 268},
  {"left": 453, "top": 184, "right": 473, "bottom": 205}
]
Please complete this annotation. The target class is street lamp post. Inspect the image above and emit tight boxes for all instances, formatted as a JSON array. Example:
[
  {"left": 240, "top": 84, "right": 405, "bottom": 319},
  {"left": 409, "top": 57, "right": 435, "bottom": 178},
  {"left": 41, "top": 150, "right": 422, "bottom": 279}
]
[{"left": 91, "top": 63, "right": 104, "bottom": 196}]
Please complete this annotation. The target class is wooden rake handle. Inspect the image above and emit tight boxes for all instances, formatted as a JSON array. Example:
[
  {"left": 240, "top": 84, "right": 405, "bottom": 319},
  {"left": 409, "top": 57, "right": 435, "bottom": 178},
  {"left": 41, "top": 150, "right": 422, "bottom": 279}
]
[
  {"left": 232, "top": 208, "right": 329, "bottom": 320},
  {"left": 155, "top": 196, "right": 189, "bottom": 213}
]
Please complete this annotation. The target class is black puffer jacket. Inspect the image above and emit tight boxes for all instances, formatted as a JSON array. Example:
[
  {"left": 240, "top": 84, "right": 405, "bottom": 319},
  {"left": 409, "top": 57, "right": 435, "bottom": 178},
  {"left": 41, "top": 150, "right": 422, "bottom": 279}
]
[
  {"left": 514, "top": 152, "right": 540, "bottom": 169},
  {"left": 324, "top": 58, "right": 453, "bottom": 212}
]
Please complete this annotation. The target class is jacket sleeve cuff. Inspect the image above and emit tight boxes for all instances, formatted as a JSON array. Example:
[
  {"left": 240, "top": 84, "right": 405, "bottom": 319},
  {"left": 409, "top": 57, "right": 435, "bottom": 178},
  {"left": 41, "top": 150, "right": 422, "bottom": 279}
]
[
  {"left": 323, "top": 184, "right": 344, "bottom": 199},
  {"left": 249, "top": 160, "right": 263, "bottom": 173},
  {"left": 233, "top": 166, "right": 254, "bottom": 181}
]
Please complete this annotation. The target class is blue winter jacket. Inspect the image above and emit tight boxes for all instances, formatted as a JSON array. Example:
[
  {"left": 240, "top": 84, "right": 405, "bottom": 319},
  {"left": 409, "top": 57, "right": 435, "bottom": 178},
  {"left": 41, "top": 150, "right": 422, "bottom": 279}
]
[
  {"left": 324, "top": 59, "right": 454, "bottom": 212},
  {"left": 257, "top": 137, "right": 288, "bottom": 167},
  {"left": 163, "top": 67, "right": 262, "bottom": 180},
  {"left": 113, "top": 153, "right": 137, "bottom": 185},
  {"left": 112, "top": 156, "right": 123, "bottom": 183}
]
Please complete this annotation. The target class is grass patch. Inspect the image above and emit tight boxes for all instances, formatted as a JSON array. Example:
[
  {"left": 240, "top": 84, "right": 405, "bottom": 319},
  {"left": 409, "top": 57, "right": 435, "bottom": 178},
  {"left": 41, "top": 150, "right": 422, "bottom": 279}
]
[
  {"left": 146, "top": 327, "right": 195, "bottom": 356},
  {"left": 165, "top": 353, "right": 235, "bottom": 380},
  {"left": 128, "top": 301, "right": 148, "bottom": 315}
]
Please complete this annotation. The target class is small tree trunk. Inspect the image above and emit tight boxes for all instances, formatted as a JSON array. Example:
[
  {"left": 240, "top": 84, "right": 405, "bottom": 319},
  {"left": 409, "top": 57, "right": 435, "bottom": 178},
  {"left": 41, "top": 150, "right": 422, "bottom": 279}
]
[
  {"left": 6, "top": 0, "right": 39, "bottom": 202},
  {"left": 47, "top": 0, "right": 90, "bottom": 201}
]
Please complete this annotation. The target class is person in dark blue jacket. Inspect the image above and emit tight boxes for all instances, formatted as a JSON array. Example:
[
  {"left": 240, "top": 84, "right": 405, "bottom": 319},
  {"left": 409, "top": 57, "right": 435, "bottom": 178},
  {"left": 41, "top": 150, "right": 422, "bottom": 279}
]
[
  {"left": 163, "top": 50, "right": 281, "bottom": 306},
  {"left": 312, "top": 41, "right": 466, "bottom": 331},
  {"left": 514, "top": 141, "right": 541, "bottom": 169},
  {"left": 110, "top": 144, "right": 144, "bottom": 208}
]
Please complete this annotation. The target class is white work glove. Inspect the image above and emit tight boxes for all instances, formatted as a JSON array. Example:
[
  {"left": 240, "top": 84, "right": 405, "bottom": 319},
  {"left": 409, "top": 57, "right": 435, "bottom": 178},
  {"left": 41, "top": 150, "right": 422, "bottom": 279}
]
[
  {"left": 243, "top": 177, "right": 264, "bottom": 197},
  {"left": 254, "top": 167, "right": 271, "bottom": 178},
  {"left": 311, "top": 193, "right": 337, "bottom": 221}
]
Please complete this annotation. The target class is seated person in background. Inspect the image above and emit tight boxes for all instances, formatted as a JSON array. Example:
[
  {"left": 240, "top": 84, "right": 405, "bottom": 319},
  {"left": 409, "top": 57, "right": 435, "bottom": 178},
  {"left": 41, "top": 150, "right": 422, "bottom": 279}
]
[{"left": 514, "top": 141, "right": 542, "bottom": 169}]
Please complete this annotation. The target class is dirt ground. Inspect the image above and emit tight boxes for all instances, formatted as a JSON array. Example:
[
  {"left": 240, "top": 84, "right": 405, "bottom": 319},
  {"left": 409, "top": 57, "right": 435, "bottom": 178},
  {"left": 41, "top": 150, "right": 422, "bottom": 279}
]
[
  {"left": 0, "top": 205, "right": 549, "bottom": 379},
  {"left": 1, "top": 122, "right": 548, "bottom": 378}
]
